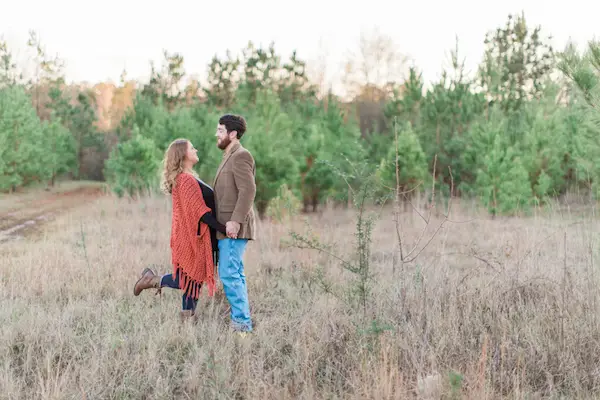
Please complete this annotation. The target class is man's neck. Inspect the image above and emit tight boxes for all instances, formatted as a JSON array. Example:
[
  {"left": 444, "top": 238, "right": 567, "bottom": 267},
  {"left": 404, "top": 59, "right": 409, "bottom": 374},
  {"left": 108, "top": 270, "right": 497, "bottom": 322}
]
[{"left": 224, "top": 140, "right": 239, "bottom": 155}]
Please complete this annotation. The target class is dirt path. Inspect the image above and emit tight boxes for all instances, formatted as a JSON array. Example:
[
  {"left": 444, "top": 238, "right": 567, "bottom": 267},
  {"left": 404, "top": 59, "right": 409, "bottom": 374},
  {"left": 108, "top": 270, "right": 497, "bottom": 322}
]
[{"left": 0, "top": 183, "right": 106, "bottom": 243}]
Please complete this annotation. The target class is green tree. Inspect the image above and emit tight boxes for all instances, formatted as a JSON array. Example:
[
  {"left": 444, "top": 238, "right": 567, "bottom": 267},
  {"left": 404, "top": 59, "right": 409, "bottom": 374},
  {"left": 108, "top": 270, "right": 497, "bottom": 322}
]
[
  {"left": 104, "top": 129, "right": 161, "bottom": 198},
  {"left": 519, "top": 84, "right": 572, "bottom": 202},
  {"left": 314, "top": 97, "right": 365, "bottom": 206},
  {"left": 277, "top": 50, "right": 317, "bottom": 105},
  {"left": 479, "top": 12, "right": 555, "bottom": 112},
  {"left": 288, "top": 94, "right": 365, "bottom": 211},
  {"left": 235, "top": 41, "right": 282, "bottom": 108},
  {"left": 391, "top": 42, "right": 485, "bottom": 194},
  {"left": 42, "top": 116, "right": 77, "bottom": 186},
  {"left": 140, "top": 50, "right": 186, "bottom": 110},
  {"left": 47, "top": 86, "right": 104, "bottom": 179},
  {"left": 469, "top": 114, "right": 534, "bottom": 215},
  {"left": 384, "top": 66, "right": 423, "bottom": 128},
  {"left": 0, "top": 38, "right": 20, "bottom": 87},
  {"left": 242, "top": 91, "right": 299, "bottom": 218},
  {"left": 25, "top": 30, "right": 65, "bottom": 117},
  {"left": 559, "top": 40, "right": 600, "bottom": 196},
  {"left": 117, "top": 92, "right": 169, "bottom": 142},
  {"left": 559, "top": 40, "right": 600, "bottom": 116},
  {"left": 203, "top": 51, "right": 240, "bottom": 108},
  {"left": 377, "top": 121, "right": 428, "bottom": 207},
  {"left": 0, "top": 86, "right": 45, "bottom": 191}
]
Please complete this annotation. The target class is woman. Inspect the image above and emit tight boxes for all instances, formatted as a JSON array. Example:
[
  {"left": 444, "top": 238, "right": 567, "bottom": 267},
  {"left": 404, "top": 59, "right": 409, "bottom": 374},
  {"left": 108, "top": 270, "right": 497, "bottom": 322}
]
[{"left": 133, "top": 138, "right": 227, "bottom": 320}]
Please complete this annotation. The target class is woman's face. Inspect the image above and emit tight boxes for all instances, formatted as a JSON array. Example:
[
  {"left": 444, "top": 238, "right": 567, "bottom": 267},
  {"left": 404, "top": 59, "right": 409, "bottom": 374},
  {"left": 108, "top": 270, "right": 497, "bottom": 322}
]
[{"left": 185, "top": 141, "right": 199, "bottom": 166}]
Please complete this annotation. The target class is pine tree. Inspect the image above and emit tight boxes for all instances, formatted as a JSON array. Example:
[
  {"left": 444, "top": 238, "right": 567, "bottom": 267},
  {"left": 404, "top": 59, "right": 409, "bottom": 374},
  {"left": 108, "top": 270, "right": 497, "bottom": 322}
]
[
  {"left": 0, "top": 38, "right": 21, "bottom": 87},
  {"left": 377, "top": 121, "right": 428, "bottom": 207},
  {"left": 240, "top": 90, "right": 299, "bottom": 218},
  {"left": 104, "top": 129, "right": 161, "bottom": 198},
  {"left": 478, "top": 12, "right": 555, "bottom": 112},
  {"left": 0, "top": 86, "right": 46, "bottom": 191},
  {"left": 559, "top": 40, "right": 600, "bottom": 117},
  {"left": 474, "top": 129, "right": 533, "bottom": 215},
  {"left": 41, "top": 116, "right": 77, "bottom": 186},
  {"left": 203, "top": 51, "right": 240, "bottom": 108},
  {"left": 559, "top": 40, "right": 600, "bottom": 196}
]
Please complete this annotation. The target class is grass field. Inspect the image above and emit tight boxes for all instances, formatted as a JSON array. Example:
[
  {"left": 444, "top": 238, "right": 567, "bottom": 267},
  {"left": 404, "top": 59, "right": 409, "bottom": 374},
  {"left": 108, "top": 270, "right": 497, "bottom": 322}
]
[
  {"left": 0, "top": 180, "right": 107, "bottom": 215},
  {"left": 2, "top": 190, "right": 600, "bottom": 399},
  {"left": 0, "top": 181, "right": 107, "bottom": 244}
]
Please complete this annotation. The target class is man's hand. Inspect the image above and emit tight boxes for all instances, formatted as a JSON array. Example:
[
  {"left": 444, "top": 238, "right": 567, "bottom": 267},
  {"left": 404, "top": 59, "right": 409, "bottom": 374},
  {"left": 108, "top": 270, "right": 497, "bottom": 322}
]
[{"left": 226, "top": 221, "right": 241, "bottom": 239}]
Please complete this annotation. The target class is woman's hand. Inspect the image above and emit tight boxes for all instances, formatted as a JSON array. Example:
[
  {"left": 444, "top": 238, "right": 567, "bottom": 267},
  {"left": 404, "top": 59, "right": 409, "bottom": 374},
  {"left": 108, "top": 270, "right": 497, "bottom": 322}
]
[{"left": 226, "top": 221, "right": 240, "bottom": 239}]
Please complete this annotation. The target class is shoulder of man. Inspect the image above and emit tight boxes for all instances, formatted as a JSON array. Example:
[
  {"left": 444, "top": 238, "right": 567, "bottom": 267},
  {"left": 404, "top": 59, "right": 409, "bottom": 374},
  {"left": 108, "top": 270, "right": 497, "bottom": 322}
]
[{"left": 234, "top": 145, "right": 255, "bottom": 163}]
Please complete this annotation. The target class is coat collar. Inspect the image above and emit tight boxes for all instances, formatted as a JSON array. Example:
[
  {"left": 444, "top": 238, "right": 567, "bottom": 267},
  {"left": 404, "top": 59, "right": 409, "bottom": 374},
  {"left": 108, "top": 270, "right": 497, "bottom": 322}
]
[
  {"left": 214, "top": 142, "right": 242, "bottom": 186},
  {"left": 223, "top": 141, "right": 241, "bottom": 158}
]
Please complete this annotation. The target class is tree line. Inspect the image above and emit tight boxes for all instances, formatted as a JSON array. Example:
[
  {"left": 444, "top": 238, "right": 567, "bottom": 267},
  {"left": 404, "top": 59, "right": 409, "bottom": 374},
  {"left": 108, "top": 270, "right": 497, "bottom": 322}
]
[{"left": 1, "top": 13, "right": 599, "bottom": 217}]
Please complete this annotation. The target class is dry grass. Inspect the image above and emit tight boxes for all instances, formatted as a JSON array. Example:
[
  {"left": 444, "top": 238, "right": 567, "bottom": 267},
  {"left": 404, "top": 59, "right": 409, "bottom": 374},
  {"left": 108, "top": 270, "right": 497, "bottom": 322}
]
[
  {"left": 2, "top": 192, "right": 600, "bottom": 399},
  {"left": 0, "top": 180, "right": 106, "bottom": 214}
]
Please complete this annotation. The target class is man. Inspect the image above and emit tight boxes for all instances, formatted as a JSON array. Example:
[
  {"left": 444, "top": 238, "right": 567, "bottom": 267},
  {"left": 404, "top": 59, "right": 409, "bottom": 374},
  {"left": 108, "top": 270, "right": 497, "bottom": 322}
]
[{"left": 213, "top": 114, "right": 256, "bottom": 333}]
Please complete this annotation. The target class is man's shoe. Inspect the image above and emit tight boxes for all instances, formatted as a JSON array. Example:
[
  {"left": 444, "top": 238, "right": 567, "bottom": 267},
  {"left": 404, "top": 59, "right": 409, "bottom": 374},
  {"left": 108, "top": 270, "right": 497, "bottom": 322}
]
[
  {"left": 231, "top": 321, "right": 253, "bottom": 334},
  {"left": 133, "top": 268, "right": 161, "bottom": 296},
  {"left": 236, "top": 331, "right": 250, "bottom": 339}
]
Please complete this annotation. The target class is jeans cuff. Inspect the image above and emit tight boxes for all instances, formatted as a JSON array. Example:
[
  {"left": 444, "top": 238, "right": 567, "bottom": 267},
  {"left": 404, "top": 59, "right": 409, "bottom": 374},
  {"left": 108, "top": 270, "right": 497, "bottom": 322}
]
[{"left": 231, "top": 321, "right": 253, "bottom": 332}]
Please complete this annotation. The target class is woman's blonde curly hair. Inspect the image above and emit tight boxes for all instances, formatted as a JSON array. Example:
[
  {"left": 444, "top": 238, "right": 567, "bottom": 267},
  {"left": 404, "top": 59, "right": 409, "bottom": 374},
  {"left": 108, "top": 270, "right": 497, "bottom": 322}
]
[{"left": 160, "top": 138, "right": 197, "bottom": 194}]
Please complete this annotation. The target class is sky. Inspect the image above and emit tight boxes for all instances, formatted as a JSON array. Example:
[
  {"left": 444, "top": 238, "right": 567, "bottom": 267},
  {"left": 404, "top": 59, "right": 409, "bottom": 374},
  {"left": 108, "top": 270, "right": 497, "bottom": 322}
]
[{"left": 1, "top": 0, "right": 598, "bottom": 95}]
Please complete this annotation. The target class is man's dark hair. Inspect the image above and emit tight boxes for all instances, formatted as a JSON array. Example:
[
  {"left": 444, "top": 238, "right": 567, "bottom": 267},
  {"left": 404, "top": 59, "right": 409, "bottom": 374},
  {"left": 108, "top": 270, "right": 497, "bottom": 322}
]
[{"left": 219, "top": 114, "right": 247, "bottom": 139}]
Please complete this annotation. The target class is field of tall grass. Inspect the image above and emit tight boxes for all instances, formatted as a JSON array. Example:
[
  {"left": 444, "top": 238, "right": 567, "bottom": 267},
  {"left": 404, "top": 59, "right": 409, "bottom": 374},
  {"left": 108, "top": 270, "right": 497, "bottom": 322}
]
[{"left": 2, "top": 191, "right": 600, "bottom": 399}]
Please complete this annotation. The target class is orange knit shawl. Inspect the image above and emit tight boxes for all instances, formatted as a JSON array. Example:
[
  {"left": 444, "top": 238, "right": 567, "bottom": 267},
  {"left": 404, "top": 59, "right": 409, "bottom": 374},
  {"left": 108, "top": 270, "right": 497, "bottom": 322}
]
[{"left": 170, "top": 172, "right": 216, "bottom": 299}]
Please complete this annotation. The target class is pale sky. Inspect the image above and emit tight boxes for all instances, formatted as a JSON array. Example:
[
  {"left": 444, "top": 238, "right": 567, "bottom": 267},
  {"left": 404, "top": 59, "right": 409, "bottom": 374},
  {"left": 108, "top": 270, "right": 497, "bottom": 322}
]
[{"left": 1, "top": 0, "right": 598, "bottom": 95}]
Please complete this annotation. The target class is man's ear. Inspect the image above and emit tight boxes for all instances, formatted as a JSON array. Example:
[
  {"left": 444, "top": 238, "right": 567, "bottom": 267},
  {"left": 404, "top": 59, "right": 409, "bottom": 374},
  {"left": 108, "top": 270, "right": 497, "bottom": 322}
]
[{"left": 230, "top": 130, "right": 238, "bottom": 139}]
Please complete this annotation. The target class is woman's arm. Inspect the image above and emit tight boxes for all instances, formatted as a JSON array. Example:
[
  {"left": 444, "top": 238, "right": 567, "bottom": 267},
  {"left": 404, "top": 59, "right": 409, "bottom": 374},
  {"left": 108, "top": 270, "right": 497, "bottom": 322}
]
[{"left": 199, "top": 212, "right": 227, "bottom": 235}]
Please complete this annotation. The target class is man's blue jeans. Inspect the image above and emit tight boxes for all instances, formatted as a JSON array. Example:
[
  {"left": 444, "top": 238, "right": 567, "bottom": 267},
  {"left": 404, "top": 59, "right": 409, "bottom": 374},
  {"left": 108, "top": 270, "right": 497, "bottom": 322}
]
[{"left": 218, "top": 238, "right": 252, "bottom": 332}]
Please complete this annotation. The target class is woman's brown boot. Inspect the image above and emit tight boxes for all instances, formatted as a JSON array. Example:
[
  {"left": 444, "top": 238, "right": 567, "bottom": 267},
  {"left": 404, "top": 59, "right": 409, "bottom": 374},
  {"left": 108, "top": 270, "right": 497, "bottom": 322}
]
[{"left": 133, "top": 268, "right": 161, "bottom": 296}]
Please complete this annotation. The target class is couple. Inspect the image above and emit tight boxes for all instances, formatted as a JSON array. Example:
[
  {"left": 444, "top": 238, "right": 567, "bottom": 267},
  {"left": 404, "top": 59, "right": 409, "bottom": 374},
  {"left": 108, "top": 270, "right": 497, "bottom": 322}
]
[{"left": 133, "top": 114, "right": 256, "bottom": 333}]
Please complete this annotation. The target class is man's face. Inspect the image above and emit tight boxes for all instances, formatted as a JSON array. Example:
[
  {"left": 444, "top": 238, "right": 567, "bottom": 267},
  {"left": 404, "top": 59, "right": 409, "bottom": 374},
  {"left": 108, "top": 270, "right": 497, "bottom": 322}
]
[{"left": 216, "top": 124, "right": 234, "bottom": 150}]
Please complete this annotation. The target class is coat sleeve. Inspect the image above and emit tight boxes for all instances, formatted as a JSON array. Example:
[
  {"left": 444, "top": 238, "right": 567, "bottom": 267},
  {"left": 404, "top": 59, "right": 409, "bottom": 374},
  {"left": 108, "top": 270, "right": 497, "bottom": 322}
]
[
  {"left": 177, "top": 174, "right": 212, "bottom": 237},
  {"left": 231, "top": 150, "right": 256, "bottom": 224}
]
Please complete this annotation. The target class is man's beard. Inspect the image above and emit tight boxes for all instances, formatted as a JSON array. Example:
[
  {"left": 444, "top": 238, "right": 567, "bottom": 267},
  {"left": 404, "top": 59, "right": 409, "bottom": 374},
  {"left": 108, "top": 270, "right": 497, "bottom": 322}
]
[{"left": 217, "top": 136, "right": 231, "bottom": 150}]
